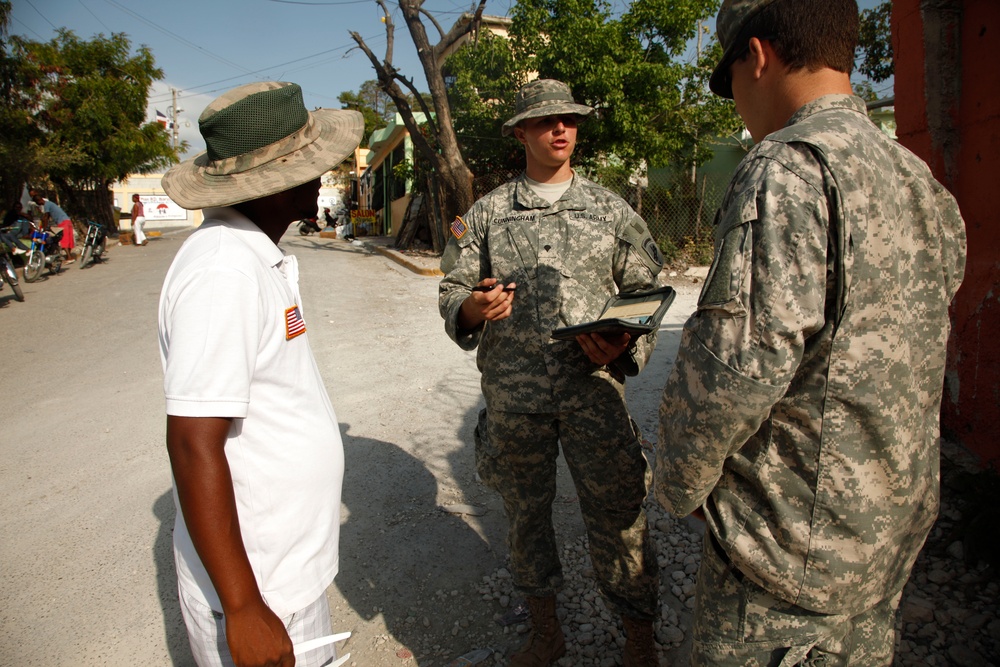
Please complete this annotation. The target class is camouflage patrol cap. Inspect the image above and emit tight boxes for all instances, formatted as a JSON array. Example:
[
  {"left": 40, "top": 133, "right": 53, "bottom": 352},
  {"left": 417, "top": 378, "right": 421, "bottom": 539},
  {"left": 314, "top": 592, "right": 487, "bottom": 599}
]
[
  {"left": 709, "top": 0, "right": 781, "bottom": 98},
  {"left": 163, "top": 82, "right": 363, "bottom": 209},
  {"left": 501, "top": 79, "right": 594, "bottom": 137}
]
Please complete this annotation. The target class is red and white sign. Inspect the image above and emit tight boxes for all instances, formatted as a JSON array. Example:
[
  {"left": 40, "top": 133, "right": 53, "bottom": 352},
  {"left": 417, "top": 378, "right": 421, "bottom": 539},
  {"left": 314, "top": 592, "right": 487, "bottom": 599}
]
[{"left": 139, "top": 195, "right": 186, "bottom": 221}]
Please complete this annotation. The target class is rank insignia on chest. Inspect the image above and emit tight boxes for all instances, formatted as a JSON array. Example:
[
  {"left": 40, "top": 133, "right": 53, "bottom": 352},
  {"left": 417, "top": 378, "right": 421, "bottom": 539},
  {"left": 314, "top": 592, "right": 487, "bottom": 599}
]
[
  {"left": 285, "top": 305, "right": 306, "bottom": 340},
  {"left": 450, "top": 216, "right": 469, "bottom": 240}
]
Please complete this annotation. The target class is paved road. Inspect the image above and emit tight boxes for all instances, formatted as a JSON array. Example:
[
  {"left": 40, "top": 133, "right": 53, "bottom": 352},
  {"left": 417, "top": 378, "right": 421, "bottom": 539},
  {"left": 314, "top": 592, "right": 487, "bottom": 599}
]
[{"left": 0, "top": 229, "right": 699, "bottom": 665}]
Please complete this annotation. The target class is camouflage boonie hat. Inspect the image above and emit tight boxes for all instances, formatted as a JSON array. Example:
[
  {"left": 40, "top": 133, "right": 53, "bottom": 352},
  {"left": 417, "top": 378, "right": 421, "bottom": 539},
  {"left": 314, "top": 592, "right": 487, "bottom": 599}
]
[
  {"left": 709, "top": 0, "right": 781, "bottom": 99},
  {"left": 501, "top": 79, "right": 594, "bottom": 137},
  {"left": 163, "top": 82, "right": 363, "bottom": 209}
]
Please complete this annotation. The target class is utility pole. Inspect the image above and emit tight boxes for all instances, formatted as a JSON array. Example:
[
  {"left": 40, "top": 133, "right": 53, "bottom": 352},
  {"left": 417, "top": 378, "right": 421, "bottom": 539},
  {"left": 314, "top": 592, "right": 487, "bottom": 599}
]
[{"left": 168, "top": 88, "right": 183, "bottom": 150}]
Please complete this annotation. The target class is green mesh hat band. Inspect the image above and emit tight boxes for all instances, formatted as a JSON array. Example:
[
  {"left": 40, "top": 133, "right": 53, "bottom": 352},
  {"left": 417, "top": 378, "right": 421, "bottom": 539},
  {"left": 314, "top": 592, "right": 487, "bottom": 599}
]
[
  {"left": 202, "top": 115, "right": 320, "bottom": 177},
  {"left": 201, "top": 84, "right": 310, "bottom": 162}
]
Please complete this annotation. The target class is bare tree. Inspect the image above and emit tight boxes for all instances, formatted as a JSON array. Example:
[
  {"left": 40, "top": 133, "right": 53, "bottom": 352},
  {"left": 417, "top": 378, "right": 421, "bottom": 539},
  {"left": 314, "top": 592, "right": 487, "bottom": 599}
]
[{"left": 350, "top": 0, "right": 484, "bottom": 252}]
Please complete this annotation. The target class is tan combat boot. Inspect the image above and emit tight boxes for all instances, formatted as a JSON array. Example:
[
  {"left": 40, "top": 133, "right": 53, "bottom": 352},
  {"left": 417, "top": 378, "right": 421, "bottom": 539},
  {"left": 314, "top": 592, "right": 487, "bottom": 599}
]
[
  {"left": 622, "top": 616, "right": 658, "bottom": 667},
  {"left": 508, "top": 595, "right": 566, "bottom": 666}
]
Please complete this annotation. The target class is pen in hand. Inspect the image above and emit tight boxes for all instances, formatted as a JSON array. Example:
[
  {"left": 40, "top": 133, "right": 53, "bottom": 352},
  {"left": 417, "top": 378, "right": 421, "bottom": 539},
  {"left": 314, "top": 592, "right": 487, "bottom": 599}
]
[{"left": 472, "top": 285, "right": 516, "bottom": 292}]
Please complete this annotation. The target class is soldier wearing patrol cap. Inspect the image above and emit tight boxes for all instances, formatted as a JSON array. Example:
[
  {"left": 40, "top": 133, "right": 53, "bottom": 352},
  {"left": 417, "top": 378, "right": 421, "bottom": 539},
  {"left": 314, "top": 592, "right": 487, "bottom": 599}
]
[
  {"left": 439, "top": 79, "right": 664, "bottom": 666},
  {"left": 653, "top": 0, "right": 967, "bottom": 665}
]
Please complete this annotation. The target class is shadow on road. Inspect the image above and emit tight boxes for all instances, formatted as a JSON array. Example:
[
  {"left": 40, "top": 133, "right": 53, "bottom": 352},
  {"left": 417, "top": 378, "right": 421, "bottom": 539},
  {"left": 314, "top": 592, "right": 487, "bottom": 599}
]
[
  {"left": 334, "top": 423, "right": 502, "bottom": 663},
  {"left": 153, "top": 490, "right": 197, "bottom": 666}
]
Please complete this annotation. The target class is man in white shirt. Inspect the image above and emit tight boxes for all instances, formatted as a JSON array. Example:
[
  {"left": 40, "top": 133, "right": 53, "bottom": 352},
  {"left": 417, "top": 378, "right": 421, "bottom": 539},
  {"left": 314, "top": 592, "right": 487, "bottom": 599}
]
[{"left": 159, "top": 81, "right": 363, "bottom": 667}]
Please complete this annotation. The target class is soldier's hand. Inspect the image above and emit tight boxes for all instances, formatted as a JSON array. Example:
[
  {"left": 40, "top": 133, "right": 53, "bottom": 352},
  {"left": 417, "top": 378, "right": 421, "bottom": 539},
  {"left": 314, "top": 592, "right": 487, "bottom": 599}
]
[
  {"left": 458, "top": 279, "right": 517, "bottom": 329},
  {"left": 576, "top": 331, "right": 631, "bottom": 366}
]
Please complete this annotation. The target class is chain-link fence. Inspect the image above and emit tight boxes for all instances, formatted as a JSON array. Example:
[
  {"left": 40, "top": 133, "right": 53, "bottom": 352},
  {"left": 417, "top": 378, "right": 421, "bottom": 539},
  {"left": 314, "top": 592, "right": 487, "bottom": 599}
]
[
  {"left": 593, "top": 172, "right": 727, "bottom": 243},
  {"left": 471, "top": 169, "right": 731, "bottom": 265}
]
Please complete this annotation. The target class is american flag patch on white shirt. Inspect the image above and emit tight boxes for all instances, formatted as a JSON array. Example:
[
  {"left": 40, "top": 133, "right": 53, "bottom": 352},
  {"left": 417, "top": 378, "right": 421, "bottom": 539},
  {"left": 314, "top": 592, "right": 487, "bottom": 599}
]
[{"left": 285, "top": 305, "right": 306, "bottom": 340}]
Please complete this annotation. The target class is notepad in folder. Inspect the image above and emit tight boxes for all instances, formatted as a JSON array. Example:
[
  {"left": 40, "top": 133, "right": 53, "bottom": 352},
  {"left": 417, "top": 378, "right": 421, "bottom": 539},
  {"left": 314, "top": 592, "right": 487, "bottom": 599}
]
[{"left": 550, "top": 286, "right": 676, "bottom": 341}]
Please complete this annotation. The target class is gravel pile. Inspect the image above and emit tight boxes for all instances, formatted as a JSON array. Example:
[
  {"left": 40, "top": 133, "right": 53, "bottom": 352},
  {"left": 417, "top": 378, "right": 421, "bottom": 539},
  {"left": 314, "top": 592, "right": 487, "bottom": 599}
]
[
  {"left": 476, "top": 501, "right": 699, "bottom": 667},
  {"left": 467, "top": 441, "right": 999, "bottom": 666},
  {"left": 893, "top": 442, "right": 1000, "bottom": 667}
]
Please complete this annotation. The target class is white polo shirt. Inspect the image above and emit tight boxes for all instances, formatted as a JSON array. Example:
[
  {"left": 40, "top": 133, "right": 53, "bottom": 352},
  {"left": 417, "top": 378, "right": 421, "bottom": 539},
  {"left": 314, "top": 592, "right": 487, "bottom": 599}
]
[{"left": 158, "top": 208, "right": 344, "bottom": 618}]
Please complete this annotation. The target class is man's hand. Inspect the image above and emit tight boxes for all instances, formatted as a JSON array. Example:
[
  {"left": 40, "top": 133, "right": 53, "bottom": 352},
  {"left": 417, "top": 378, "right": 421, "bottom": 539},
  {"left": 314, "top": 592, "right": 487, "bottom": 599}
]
[
  {"left": 226, "top": 601, "right": 295, "bottom": 667},
  {"left": 457, "top": 279, "right": 517, "bottom": 330},
  {"left": 576, "top": 331, "right": 631, "bottom": 366}
]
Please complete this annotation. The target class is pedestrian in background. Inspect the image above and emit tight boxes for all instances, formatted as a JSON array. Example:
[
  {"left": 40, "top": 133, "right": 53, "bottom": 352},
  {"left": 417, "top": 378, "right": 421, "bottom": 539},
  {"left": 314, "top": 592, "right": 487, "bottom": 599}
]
[
  {"left": 159, "top": 81, "right": 363, "bottom": 667},
  {"left": 131, "top": 193, "right": 147, "bottom": 246},
  {"left": 654, "top": 0, "right": 967, "bottom": 664},
  {"left": 439, "top": 79, "right": 664, "bottom": 667}
]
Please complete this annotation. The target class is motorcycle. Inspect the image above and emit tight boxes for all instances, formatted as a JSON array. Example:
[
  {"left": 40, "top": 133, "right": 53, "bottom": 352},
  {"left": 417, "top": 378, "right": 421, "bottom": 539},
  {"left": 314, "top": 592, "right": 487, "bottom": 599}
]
[
  {"left": 0, "top": 238, "right": 25, "bottom": 302},
  {"left": 79, "top": 219, "right": 108, "bottom": 268},
  {"left": 298, "top": 217, "right": 321, "bottom": 235},
  {"left": 23, "top": 222, "right": 65, "bottom": 282}
]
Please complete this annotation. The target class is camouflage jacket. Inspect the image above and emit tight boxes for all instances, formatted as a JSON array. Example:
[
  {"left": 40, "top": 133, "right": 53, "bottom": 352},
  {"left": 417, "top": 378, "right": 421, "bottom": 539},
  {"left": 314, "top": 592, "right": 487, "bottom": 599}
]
[
  {"left": 654, "top": 95, "right": 967, "bottom": 614},
  {"left": 439, "top": 172, "right": 663, "bottom": 413}
]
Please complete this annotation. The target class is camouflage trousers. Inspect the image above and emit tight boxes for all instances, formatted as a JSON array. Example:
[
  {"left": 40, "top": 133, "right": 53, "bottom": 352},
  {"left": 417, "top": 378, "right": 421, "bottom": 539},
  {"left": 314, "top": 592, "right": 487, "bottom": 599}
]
[
  {"left": 692, "top": 533, "right": 901, "bottom": 666},
  {"left": 474, "top": 403, "right": 658, "bottom": 620}
]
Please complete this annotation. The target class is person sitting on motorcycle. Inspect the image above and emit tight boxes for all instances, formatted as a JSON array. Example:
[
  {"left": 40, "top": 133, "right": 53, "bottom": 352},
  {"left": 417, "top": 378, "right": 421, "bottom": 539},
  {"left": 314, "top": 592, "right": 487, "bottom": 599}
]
[
  {"left": 1, "top": 202, "right": 31, "bottom": 253},
  {"left": 30, "top": 191, "right": 76, "bottom": 263}
]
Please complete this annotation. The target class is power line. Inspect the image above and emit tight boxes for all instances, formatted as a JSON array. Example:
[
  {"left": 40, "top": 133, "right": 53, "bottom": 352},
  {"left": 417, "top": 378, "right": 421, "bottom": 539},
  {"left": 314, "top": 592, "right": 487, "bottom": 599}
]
[
  {"left": 101, "top": 0, "right": 256, "bottom": 76},
  {"left": 22, "top": 0, "right": 57, "bottom": 30},
  {"left": 78, "top": 0, "right": 113, "bottom": 34},
  {"left": 9, "top": 14, "right": 46, "bottom": 40},
  {"left": 266, "top": 0, "right": 371, "bottom": 5},
  {"left": 146, "top": 31, "right": 386, "bottom": 105}
]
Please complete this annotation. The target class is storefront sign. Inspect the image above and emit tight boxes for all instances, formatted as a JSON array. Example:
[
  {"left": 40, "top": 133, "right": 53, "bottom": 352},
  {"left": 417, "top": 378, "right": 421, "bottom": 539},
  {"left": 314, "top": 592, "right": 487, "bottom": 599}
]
[{"left": 139, "top": 195, "right": 186, "bottom": 221}]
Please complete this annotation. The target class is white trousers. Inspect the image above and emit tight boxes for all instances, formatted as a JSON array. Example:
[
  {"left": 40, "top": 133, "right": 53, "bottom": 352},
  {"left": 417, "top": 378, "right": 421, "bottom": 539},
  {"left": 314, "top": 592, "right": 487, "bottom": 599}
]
[{"left": 133, "top": 215, "right": 146, "bottom": 244}]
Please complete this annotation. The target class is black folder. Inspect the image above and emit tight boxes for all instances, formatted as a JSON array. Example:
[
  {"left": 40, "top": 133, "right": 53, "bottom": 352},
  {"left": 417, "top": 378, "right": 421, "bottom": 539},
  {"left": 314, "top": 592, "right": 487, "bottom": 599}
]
[{"left": 550, "top": 286, "right": 676, "bottom": 341}]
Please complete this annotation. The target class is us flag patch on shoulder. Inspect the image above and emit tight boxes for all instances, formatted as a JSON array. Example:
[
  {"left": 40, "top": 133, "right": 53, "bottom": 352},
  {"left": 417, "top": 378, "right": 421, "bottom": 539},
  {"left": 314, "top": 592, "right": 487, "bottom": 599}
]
[
  {"left": 285, "top": 305, "right": 306, "bottom": 340},
  {"left": 450, "top": 216, "right": 468, "bottom": 240}
]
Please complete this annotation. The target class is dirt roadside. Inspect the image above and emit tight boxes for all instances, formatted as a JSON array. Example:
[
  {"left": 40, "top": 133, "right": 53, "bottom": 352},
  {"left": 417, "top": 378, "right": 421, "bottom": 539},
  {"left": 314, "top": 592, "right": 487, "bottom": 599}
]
[{"left": 325, "top": 236, "right": 708, "bottom": 667}]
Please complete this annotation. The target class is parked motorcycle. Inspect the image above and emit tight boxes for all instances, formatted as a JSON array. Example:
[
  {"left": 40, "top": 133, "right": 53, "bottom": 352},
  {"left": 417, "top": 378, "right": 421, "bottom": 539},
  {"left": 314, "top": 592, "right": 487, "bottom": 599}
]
[
  {"left": 23, "top": 222, "right": 65, "bottom": 282},
  {"left": 298, "top": 217, "right": 321, "bottom": 235},
  {"left": 79, "top": 219, "right": 107, "bottom": 268},
  {"left": 0, "top": 238, "right": 25, "bottom": 302}
]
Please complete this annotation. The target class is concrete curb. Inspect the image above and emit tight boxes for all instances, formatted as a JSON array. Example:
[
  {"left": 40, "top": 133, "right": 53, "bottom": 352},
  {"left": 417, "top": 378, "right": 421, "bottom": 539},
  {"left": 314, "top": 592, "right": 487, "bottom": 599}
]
[{"left": 369, "top": 244, "right": 443, "bottom": 277}]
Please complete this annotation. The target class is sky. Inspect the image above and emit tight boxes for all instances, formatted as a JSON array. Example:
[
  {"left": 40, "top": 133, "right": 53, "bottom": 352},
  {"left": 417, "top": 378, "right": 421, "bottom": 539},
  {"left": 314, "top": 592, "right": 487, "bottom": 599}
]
[
  {"left": 8, "top": 0, "right": 518, "bottom": 157},
  {"left": 9, "top": 0, "right": 889, "bottom": 159}
]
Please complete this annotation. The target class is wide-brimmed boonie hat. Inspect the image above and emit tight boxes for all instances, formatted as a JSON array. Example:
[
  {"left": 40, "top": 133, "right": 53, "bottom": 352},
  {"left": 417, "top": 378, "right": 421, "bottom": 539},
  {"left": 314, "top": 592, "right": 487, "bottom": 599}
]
[
  {"left": 501, "top": 79, "right": 594, "bottom": 137},
  {"left": 709, "top": 0, "right": 780, "bottom": 98},
  {"left": 162, "top": 82, "right": 364, "bottom": 209}
]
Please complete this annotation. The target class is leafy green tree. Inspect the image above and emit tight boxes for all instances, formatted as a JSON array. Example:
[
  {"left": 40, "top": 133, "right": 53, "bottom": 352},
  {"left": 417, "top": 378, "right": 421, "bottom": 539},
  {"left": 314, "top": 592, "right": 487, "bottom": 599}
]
[
  {"left": 12, "top": 29, "right": 180, "bottom": 229},
  {"left": 857, "top": 0, "right": 892, "bottom": 84},
  {"left": 0, "top": 1, "right": 62, "bottom": 209},
  {"left": 350, "top": 0, "right": 491, "bottom": 252},
  {"left": 447, "top": 0, "right": 741, "bottom": 176},
  {"left": 852, "top": 80, "right": 880, "bottom": 103},
  {"left": 443, "top": 30, "right": 525, "bottom": 183},
  {"left": 339, "top": 79, "right": 422, "bottom": 142}
]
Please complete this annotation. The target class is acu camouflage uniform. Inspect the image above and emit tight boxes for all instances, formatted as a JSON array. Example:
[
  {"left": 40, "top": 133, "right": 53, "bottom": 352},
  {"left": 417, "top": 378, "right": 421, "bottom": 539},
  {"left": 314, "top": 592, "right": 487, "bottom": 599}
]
[
  {"left": 440, "top": 172, "right": 663, "bottom": 619},
  {"left": 654, "top": 95, "right": 966, "bottom": 664}
]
